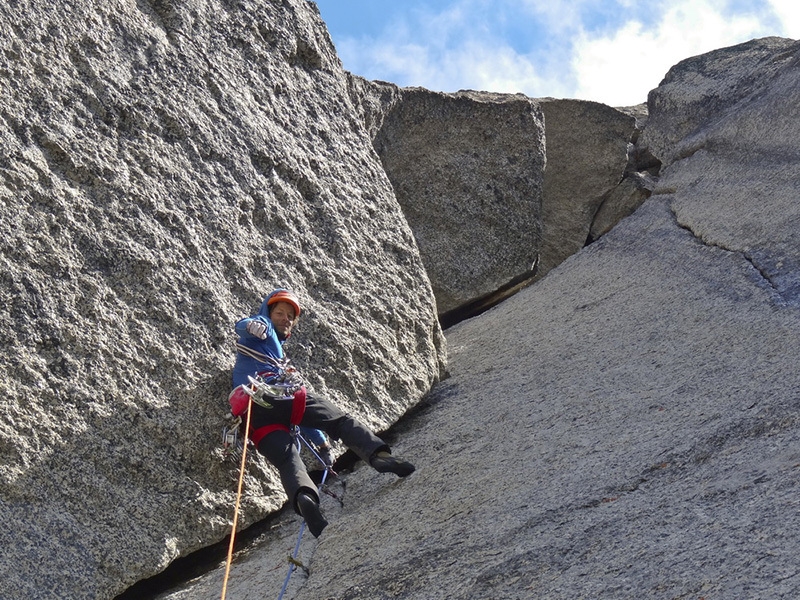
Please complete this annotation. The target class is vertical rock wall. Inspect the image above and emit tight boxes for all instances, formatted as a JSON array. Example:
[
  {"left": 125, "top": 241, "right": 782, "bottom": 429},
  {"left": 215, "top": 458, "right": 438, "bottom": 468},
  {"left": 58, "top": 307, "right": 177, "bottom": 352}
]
[
  {"left": 537, "top": 99, "right": 637, "bottom": 278},
  {"left": 363, "top": 86, "right": 546, "bottom": 318},
  {"left": 0, "top": 1, "right": 445, "bottom": 598}
]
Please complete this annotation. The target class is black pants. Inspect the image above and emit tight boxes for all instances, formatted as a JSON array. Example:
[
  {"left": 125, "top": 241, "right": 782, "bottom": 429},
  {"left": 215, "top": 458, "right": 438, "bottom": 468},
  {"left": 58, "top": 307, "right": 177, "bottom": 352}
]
[{"left": 250, "top": 392, "right": 388, "bottom": 512}]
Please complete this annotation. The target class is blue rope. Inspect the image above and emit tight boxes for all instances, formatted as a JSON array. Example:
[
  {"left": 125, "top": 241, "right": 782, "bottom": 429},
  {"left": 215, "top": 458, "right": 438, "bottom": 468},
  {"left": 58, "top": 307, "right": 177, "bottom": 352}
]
[{"left": 277, "top": 430, "right": 333, "bottom": 600}]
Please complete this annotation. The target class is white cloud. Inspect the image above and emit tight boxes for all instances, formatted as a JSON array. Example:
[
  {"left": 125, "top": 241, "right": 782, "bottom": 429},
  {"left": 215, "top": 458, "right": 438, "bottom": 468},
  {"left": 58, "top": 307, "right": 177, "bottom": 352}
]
[
  {"left": 439, "top": 42, "right": 571, "bottom": 96},
  {"left": 328, "top": 0, "right": 797, "bottom": 107},
  {"left": 340, "top": 36, "right": 551, "bottom": 96},
  {"left": 571, "top": 0, "right": 776, "bottom": 106},
  {"left": 766, "top": 0, "right": 800, "bottom": 37},
  {"left": 334, "top": 1, "right": 577, "bottom": 98},
  {"left": 516, "top": 0, "right": 588, "bottom": 34}
]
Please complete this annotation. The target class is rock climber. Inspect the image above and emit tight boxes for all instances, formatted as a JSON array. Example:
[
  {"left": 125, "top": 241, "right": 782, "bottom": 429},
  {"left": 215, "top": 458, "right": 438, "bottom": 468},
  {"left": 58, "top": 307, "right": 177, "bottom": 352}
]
[{"left": 230, "top": 288, "right": 415, "bottom": 537}]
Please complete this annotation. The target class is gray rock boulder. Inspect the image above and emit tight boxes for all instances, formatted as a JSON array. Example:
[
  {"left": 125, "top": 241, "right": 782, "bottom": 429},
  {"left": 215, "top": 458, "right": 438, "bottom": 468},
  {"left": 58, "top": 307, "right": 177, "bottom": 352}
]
[
  {"left": 537, "top": 99, "right": 638, "bottom": 277},
  {"left": 642, "top": 36, "right": 800, "bottom": 305},
  {"left": 0, "top": 1, "right": 445, "bottom": 598},
  {"left": 350, "top": 85, "right": 650, "bottom": 322},
  {"left": 643, "top": 36, "right": 800, "bottom": 170},
  {"left": 369, "top": 87, "right": 546, "bottom": 321},
  {"left": 345, "top": 76, "right": 402, "bottom": 142}
]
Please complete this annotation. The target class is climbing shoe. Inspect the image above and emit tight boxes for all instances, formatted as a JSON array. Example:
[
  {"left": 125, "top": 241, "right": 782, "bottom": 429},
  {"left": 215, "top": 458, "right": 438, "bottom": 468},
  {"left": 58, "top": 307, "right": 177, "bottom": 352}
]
[
  {"left": 369, "top": 451, "right": 415, "bottom": 477},
  {"left": 296, "top": 492, "right": 328, "bottom": 538}
]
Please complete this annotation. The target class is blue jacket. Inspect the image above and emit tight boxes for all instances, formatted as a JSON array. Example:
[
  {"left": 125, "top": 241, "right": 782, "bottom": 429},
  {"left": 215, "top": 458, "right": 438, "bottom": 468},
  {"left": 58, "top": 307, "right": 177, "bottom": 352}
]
[
  {"left": 232, "top": 298, "right": 328, "bottom": 447},
  {"left": 232, "top": 296, "right": 285, "bottom": 388}
]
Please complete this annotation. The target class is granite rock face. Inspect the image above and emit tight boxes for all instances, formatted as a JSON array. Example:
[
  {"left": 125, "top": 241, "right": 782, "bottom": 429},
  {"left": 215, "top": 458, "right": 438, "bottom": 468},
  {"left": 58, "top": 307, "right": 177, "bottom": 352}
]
[
  {"left": 4, "top": 1, "right": 797, "bottom": 597},
  {"left": 370, "top": 87, "right": 546, "bottom": 319},
  {"left": 152, "top": 37, "right": 800, "bottom": 600},
  {"left": 352, "top": 83, "right": 648, "bottom": 318},
  {"left": 0, "top": 1, "right": 445, "bottom": 598},
  {"left": 642, "top": 36, "right": 800, "bottom": 305},
  {"left": 536, "top": 98, "right": 640, "bottom": 278},
  {"left": 298, "top": 35, "right": 800, "bottom": 598}
]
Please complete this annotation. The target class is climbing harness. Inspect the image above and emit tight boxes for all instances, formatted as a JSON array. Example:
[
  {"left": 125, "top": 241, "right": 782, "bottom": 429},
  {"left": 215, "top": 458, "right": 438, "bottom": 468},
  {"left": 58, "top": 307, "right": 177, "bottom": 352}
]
[{"left": 219, "top": 360, "right": 337, "bottom": 600}]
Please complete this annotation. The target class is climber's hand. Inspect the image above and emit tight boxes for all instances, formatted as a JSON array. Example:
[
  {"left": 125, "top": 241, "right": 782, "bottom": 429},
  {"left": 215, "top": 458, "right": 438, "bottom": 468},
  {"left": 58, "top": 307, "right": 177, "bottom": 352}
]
[{"left": 246, "top": 320, "right": 267, "bottom": 339}]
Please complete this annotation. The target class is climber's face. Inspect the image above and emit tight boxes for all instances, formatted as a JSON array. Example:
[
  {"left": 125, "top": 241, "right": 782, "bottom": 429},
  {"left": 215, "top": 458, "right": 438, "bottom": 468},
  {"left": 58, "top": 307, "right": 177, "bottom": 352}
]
[{"left": 269, "top": 301, "right": 296, "bottom": 339}]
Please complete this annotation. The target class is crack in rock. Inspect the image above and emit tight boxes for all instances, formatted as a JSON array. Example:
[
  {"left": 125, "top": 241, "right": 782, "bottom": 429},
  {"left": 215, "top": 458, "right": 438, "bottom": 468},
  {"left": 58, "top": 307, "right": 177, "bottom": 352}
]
[{"left": 671, "top": 207, "right": 796, "bottom": 306}]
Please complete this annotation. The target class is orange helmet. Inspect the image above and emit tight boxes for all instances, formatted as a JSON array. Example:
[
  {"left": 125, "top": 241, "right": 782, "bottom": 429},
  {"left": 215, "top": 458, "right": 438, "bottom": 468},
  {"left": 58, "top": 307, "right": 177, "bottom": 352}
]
[{"left": 266, "top": 288, "right": 302, "bottom": 318}]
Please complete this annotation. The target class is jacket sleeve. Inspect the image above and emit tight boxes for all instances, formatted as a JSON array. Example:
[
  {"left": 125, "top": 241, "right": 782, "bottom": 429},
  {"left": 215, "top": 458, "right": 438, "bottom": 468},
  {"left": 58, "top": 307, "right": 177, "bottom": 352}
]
[{"left": 235, "top": 315, "right": 274, "bottom": 338}]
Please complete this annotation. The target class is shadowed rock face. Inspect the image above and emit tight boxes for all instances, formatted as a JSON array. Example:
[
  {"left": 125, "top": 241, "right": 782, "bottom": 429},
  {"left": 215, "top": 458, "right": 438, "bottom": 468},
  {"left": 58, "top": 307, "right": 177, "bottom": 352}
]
[
  {"left": 371, "top": 88, "right": 546, "bottom": 317},
  {"left": 536, "top": 98, "right": 637, "bottom": 278},
  {"left": 148, "top": 36, "right": 800, "bottom": 600},
  {"left": 0, "top": 1, "right": 445, "bottom": 598}
]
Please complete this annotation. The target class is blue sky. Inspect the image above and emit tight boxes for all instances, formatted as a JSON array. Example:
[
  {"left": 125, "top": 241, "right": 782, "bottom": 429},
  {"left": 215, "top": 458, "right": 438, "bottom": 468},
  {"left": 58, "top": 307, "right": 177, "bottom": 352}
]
[{"left": 313, "top": 0, "right": 799, "bottom": 107}]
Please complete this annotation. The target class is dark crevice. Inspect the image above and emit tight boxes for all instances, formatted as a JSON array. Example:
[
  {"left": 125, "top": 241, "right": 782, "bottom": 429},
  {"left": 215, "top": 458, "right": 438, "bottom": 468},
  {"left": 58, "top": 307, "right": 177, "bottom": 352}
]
[
  {"left": 742, "top": 250, "right": 782, "bottom": 295},
  {"left": 114, "top": 508, "right": 288, "bottom": 599},
  {"left": 114, "top": 464, "right": 345, "bottom": 599},
  {"left": 438, "top": 261, "right": 539, "bottom": 330}
]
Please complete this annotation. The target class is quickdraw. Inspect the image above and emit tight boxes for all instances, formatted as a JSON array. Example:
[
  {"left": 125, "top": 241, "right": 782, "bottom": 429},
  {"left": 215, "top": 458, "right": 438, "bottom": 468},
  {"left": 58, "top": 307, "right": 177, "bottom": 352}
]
[{"left": 221, "top": 415, "right": 243, "bottom": 461}]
